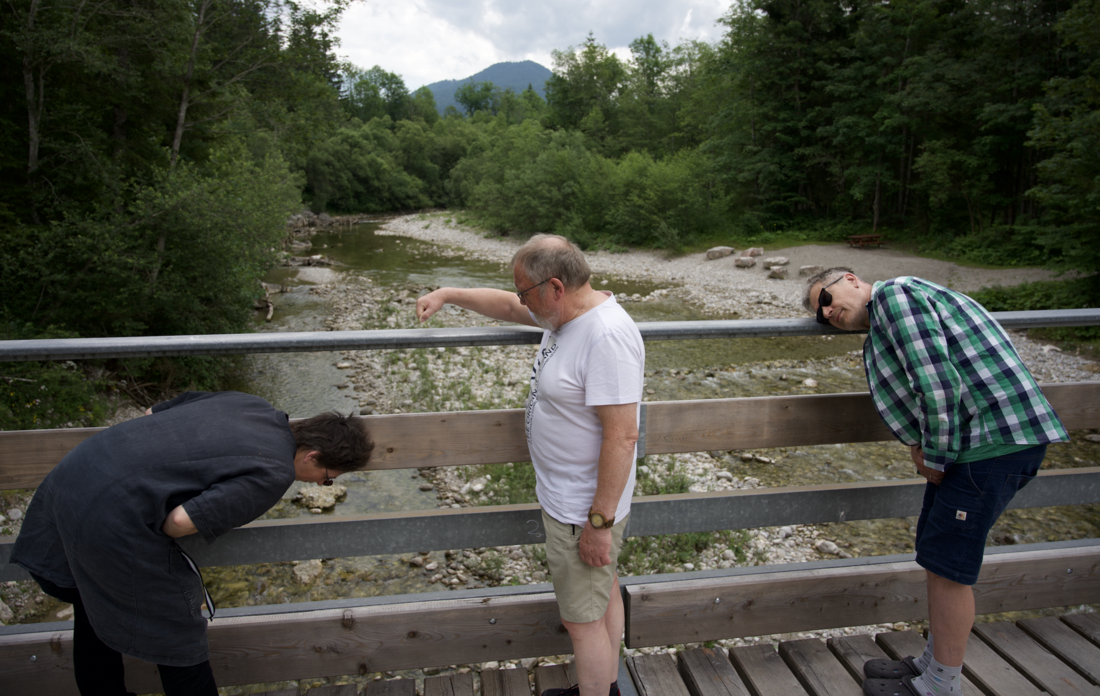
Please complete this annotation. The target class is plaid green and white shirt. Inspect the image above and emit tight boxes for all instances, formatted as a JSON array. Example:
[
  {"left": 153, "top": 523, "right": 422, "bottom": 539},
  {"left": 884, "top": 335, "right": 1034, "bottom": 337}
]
[{"left": 863, "top": 277, "right": 1068, "bottom": 471}]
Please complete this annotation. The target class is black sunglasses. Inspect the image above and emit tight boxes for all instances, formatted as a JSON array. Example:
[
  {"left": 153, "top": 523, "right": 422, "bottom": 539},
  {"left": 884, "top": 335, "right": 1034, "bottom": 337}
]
[
  {"left": 322, "top": 469, "right": 334, "bottom": 486},
  {"left": 815, "top": 276, "right": 844, "bottom": 325}
]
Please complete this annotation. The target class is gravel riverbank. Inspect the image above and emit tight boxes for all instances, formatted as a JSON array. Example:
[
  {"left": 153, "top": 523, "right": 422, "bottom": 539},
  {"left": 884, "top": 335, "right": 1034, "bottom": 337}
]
[
  {"left": 4, "top": 213, "right": 1096, "bottom": 683},
  {"left": 311, "top": 213, "right": 1099, "bottom": 660}
]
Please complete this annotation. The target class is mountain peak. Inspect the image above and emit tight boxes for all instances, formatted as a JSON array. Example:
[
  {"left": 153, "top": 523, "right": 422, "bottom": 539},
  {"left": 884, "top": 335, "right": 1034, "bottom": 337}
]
[{"left": 422, "top": 61, "right": 553, "bottom": 114}]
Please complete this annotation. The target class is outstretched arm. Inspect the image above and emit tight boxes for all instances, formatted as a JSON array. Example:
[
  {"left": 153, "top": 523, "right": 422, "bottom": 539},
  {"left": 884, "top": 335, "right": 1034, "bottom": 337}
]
[{"left": 416, "top": 287, "right": 537, "bottom": 326}]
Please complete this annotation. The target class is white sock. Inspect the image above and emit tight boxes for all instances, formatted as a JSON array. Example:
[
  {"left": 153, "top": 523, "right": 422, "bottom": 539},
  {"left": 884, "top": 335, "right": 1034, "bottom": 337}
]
[
  {"left": 914, "top": 634, "right": 934, "bottom": 672},
  {"left": 912, "top": 656, "right": 963, "bottom": 694}
]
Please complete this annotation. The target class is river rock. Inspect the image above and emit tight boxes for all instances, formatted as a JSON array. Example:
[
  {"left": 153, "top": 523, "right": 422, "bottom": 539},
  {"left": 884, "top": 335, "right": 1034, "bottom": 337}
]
[
  {"left": 799, "top": 265, "right": 823, "bottom": 277},
  {"left": 56, "top": 605, "right": 74, "bottom": 620},
  {"left": 716, "top": 471, "right": 734, "bottom": 481},
  {"left": 293, "top": 559, "right": 324, "bottom": 584},
  {"left": 706, "top": 246, "right": 735, "bottom": 260},
  {"left": 767, "top": 267, "right": 788, "bottom": 280},
  {"left": 763, "top": 257, "right": 789, "bottom": 269},
  {"left": 1085, "top": 434, "right": 1100, "bottom": 443},
  {"left": 0, "top": 598, "right": 13, "bottom": 623},
  {"left": 294, "top": 483, "right": 347, "bottom": 510},
  {"left": 8, "top": 509, "right": 22, "bottom": 521},
  {"left": 734, "top": 257, "right": 756, "bottom": 269},
  {"left": 408, "top": 556, "right": 424, "bottom": 567},
  {"left": 721, "top": 550, "right": 736, "bottom": 561},
  {"left": 742, "top": 247, "right": 764, "bottom": 257},
  {"left": 802, "top": 378, "right": 818, "bottom": 387},
  {"left": 815, "top": 540, "right": 841, "bottom": 556}
]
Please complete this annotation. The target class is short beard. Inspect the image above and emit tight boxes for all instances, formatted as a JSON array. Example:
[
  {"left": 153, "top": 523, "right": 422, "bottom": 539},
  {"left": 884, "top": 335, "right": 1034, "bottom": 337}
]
[{"left": 531, "top": 309, "right": 559, "bottom": 331}]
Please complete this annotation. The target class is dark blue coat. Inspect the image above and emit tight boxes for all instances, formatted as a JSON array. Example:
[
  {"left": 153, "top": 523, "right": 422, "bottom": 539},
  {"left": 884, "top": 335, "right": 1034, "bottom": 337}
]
[{"left": 12, "top": 391, "right": 296, "bottom": 665}]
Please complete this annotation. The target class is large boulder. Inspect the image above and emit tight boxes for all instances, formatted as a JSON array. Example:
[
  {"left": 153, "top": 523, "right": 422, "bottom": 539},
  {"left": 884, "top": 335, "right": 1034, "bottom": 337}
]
[
  {"left": 706, "top": 246, "right": 735, "bottom": 260},
  {"left": 763, "top": 257, "right": 789, "bottom": 269},
  {"left": 799, "top": 265, "right": 823, "bottom": 277},
  {"left": 741, "top": 247, "right": 765, "bottom": 257},
  {"left": 734, "top": 257, "right": 757, "bottom": 268},
  {"left": 767, "top": 267, "right": 789, "bottom": 279}
]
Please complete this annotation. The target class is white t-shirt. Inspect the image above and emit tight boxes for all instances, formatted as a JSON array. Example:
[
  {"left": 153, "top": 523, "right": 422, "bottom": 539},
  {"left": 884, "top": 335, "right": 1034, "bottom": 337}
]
[{"left": 525, "top": 294, "right": 645, "bottom": 526}]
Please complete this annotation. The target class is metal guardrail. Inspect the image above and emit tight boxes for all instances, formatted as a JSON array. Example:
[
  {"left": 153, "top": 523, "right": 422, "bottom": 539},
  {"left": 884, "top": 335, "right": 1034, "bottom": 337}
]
[{"left": 1, "top": 308, "right": 1098, "bottom": 361}]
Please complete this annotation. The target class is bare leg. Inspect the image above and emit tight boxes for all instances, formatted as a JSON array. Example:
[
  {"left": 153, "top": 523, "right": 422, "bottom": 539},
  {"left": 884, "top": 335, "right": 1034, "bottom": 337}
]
[
  {"left": 562, "top": 578, "right": 622, "bottom": 696},
  {"left": 926, "top": 570, "right": 974, "bottom": 667}
]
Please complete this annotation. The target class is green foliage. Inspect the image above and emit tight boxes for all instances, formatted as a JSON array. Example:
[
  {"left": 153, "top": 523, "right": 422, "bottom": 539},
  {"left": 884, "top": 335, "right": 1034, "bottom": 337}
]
[
  {"left": 473, "top": 462, "right": 538, "bottom": 506},
  {"left": 619, "top": 530, "right": 750, "bottom": 575},
  {"left": 0, "top": 325, "right": 107, "bottom": 430},
  {"left": 970, "top": 277, "right": 1100, "bottom": 341}
]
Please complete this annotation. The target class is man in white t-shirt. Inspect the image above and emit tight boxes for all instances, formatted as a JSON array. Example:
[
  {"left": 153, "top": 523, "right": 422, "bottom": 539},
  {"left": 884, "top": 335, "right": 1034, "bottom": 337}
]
[{"left": 416, "top": 234, "right": 644, "bottom": 696}]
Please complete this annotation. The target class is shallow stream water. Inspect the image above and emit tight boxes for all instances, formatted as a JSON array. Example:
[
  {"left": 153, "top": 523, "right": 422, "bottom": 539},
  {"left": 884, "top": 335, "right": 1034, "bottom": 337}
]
[{"left": 209, "top": 221, "right": 1098, "bottom": 611}]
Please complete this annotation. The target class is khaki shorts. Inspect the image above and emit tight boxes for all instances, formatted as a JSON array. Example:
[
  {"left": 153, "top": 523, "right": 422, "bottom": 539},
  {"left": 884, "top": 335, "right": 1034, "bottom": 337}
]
[{"left": 542, "top": 510, "right": 628, "bottom": 624}]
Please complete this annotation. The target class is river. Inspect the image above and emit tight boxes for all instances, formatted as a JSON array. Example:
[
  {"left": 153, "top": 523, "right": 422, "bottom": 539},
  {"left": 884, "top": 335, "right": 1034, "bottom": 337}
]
[{"left": 204, "top": 219, "right": 1099, "bottom": 615}]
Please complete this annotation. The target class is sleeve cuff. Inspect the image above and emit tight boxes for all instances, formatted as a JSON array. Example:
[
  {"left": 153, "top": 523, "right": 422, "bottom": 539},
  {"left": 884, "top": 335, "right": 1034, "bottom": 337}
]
[{"left": 182, "top": 500, "right": 217, "bottom": 545}]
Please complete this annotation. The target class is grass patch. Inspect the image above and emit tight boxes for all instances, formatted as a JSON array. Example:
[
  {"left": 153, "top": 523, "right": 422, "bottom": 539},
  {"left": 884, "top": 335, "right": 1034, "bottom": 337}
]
[
  {"left": 970, "top": 276, "right": 1100, "bottom": 344},
  {"left": 618, "top": 530, "right": 751, "bottom": 575},
  {"left": 473, "top": 461, "right": 538, "bottom": 505}
]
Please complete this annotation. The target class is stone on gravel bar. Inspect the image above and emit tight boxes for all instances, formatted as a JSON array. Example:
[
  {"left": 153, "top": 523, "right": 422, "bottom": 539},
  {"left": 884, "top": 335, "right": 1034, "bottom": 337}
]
[
  {"left": 742, "top": 247, "right": 765, "bottom": 257},
  {"left": 734, "top": 257, "right": 756, "bottom": 268},
  {"left": 763, "top": 257, "right": 789, "bottom": 269},
  {"left": 706, "top": 246, "right": 735, "bottom": 260},
  {"left": 799, "top": 265, "right": 823, "bottom": 277},
  {"left": 767, "top": 267, "right": 788, "bottom": 279}
]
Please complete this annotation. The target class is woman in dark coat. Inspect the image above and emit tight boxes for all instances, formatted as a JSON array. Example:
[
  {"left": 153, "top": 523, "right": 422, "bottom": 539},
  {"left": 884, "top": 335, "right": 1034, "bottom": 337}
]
[{"left": 11, "top": 391, "right": 374, "bottom": 696}]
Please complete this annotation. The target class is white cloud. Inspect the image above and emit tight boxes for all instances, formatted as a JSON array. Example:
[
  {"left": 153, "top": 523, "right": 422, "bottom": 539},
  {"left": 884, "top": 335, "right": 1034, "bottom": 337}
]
[{"left": 336, "top": 0, "right": 730, "bottom": 89}]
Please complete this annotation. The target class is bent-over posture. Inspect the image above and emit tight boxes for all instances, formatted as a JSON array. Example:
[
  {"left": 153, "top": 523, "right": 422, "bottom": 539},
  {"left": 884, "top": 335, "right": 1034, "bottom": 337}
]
[
  {"left": 12, "top": 391, "right": 375, "bottom": 695},
  {"left": 804, "top": 269, "right": 1067, "bottom": 696}
]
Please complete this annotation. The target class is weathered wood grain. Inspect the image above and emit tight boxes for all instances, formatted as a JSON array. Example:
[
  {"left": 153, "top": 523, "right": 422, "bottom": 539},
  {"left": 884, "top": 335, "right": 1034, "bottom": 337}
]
[
  {"left": 365, "top": 678, "right": 416, "bottom": 696},
  {"left": 825, "top": 635, "right": 890, "bottom": 685},
  {"left": 727, "top": 644, "right": 809, "bottom": 696},
  {"left": 957, "top": 632, "right": 1043, "bottom": 696},
  {"left": 676, "top": 648, "right": 751, "bottom": 696},
  {"left": 644, "top": 383, "right": 1100, "bottom": 454},
  {"left": 623, "top": 545, "right": 1100, "bottom": 647},
  {"left": 0, "top": 592, "right": 570, "bottom": 694},
  {"left": 972, "top": 621, "right": 1100, "bottom": 696},
  {"left": 424, "top": 673, "right": 475, "bottom": 696},
  {"left": 1017, "top": 616, "right": 1100, "bottom": 684},
  {"left": 873, "top": 631, "right": 982, "bottom": 696},
  {"left": 480, "top": 667, "right": 530, "bottom": 696},
  {"left": 532, "top": 663, "right": 576, "bottom": 695},
  {"left": 1062, "top": 613, "right": 1100, "bottom": 648},
  {"left": 306, "top": 685, "right": 358, "bottom": 696},
  {"left": 627, "top": 653, "right": 691, "bottom": 696},
  {"left": 4, "top": 382, "right": 1095, "bottom": 489},
  {"left": 777, "top": 639, "right": 861, "bottom": 696}
]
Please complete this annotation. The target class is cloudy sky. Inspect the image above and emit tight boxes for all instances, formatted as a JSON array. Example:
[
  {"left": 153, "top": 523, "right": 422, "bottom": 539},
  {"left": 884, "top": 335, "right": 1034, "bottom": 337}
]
[{"left": 336, "top": 1, "right": 731, "bottom": 90}]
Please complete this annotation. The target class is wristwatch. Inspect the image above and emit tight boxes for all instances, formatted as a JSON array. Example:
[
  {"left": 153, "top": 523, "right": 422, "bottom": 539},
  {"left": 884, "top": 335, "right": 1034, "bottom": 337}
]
[{"left": 588, "top": 508, "right": 615, "bottom": 529}]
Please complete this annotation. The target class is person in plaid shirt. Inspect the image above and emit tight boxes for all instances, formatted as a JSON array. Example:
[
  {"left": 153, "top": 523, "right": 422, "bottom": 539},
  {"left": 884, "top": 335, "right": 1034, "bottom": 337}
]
[{"left": 804, "top": 268, "right": 1067, "bottom": 696}]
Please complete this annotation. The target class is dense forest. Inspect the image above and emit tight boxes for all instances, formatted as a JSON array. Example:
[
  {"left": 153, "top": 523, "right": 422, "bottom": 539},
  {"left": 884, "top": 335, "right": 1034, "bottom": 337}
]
[{"left": 1, "top": 0, "right": 1098, "bottom": 427}]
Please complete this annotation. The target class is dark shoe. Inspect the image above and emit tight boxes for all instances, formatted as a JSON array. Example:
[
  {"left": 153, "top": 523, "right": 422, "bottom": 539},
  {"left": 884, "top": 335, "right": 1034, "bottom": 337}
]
[
  {"left": 864, "top": 655, "right": 919, "bottom": 679},
  {"left": 862, "top": 675, "right": 920, "bottom": 696}
]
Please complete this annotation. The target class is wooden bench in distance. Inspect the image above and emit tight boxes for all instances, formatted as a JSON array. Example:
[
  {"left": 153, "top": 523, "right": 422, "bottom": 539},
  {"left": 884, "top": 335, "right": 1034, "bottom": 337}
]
[{"left": 846, "top": 234, "right": 885, "bottom": 249}]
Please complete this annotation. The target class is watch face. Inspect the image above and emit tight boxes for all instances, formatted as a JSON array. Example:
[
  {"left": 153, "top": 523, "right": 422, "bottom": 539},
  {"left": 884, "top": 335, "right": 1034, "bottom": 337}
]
[{"left": 590, "top": 512, "right": 605, "bottom": 527}]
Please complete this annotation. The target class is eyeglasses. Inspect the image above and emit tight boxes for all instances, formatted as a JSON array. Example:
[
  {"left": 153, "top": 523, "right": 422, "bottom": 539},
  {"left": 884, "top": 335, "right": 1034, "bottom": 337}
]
[
  {"left": 322, "top": 469, "right": 334, "bottom": 486},
  {"left": 516, "top": 278, "right": 551, "bottom": 304},
  {"left": 815, "top": 276, "right": 845, "bottom": 326}
]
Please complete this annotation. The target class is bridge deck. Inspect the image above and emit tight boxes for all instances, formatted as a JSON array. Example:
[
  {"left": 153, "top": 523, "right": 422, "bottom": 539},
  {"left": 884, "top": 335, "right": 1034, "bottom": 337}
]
[{"left": 247, "top": 613, "right": 1100, "bottom": 696}]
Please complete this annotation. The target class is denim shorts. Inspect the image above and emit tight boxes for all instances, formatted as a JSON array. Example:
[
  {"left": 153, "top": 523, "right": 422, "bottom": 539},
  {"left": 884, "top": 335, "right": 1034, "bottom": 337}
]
[{"left": 914, "top": 445, "right": 1046, "bottom": 586}]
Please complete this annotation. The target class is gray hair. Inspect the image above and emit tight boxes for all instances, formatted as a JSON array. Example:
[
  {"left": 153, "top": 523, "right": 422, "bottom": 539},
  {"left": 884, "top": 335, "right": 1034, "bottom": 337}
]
[
  {"left": 511, "top": 234, "right": 591, "bottom": 291},
  {"left": 801, "top": 266, "right": 853, "bottom": 313}
]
